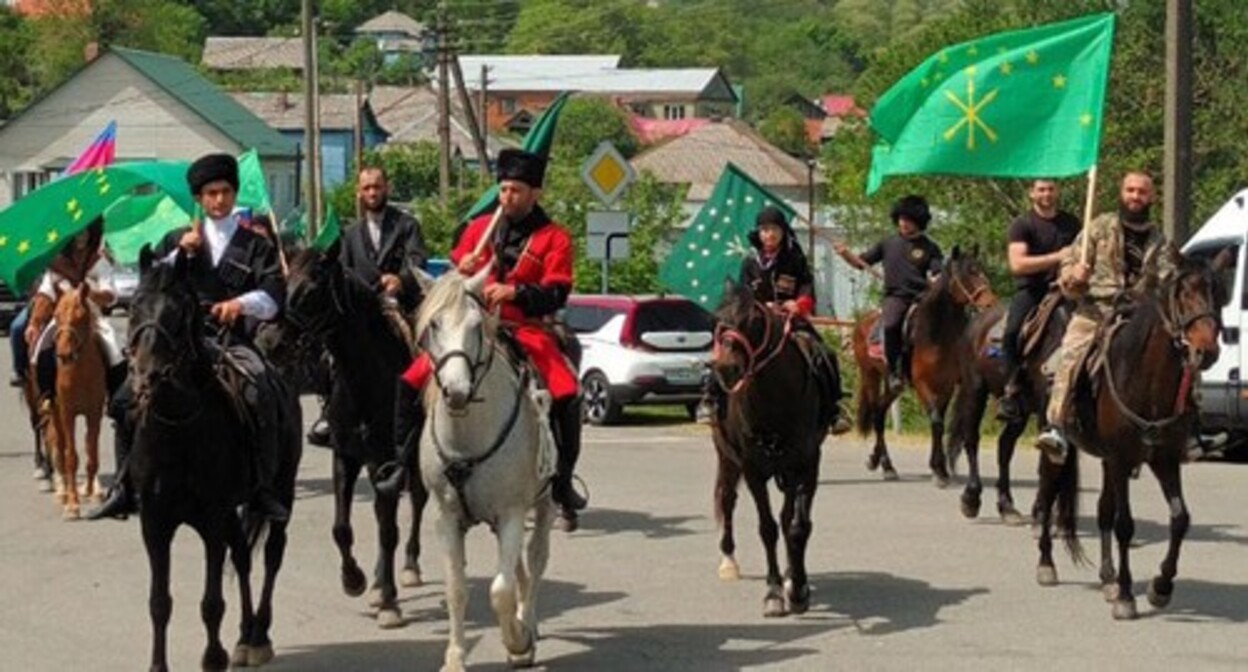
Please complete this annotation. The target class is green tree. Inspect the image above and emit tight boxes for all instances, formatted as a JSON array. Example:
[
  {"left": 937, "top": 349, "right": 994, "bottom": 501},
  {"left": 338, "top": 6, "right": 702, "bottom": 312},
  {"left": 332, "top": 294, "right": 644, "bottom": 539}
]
[
  {"left": 550, "top": 96, "right": 639, "bottom": 161},
  {"left": 758, "top": 105, "right": 812, "bottom": 158},
  {"left": 0, "top": 8, "right": 37, "bottom": 119}
]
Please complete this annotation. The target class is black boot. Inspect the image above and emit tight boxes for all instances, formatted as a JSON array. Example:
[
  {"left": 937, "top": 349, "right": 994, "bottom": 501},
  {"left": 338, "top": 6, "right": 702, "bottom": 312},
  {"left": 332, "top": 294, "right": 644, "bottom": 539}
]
[
  {"left": 550, "top": 395, "right": 587, "bottom": 531},
  {"left": 374, "top": 380, "right": 424, "bottom": 497},
  {"left": 86, "top": 405, "right": 137, "bottom": 521},
  {"left": 306, "top": 412, "right": 332, "bottom": 448},
  {"left": 105, "top": 362, "right": 128, "bottom": 401},
  {"left": 250, "top": 424, "right": 290, "bottom": 523}
]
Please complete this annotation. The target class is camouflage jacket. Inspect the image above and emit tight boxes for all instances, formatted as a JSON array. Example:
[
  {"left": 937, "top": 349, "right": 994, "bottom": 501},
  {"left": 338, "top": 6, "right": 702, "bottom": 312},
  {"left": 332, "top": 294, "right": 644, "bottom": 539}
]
[{"left": 1058, "top": 212, "right": 1174, "bottom": 319}]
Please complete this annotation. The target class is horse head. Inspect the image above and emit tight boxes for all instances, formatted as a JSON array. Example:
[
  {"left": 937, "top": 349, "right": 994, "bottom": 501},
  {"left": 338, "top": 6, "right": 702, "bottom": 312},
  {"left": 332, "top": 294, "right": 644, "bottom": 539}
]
[
  {"left": 128, "top": 246, "right": 205, "bottom": 410},
  {"left": 945, "top": 245, "right": 997, "bottom": 309},
  {"left": 1151, "top": 244, "right": 1230, "bottom": 371},
  {"left": 416, "top": 264, "right": 496, "bottom": 412},
  {"left": 711, "top": 278, "right": 781, "bottom": 394},
  {"left": 54, "top": 282, "right": 94, "bottom": 365},
  {"left": 284, "top": 241, "right": 348, "bottom": 341}
]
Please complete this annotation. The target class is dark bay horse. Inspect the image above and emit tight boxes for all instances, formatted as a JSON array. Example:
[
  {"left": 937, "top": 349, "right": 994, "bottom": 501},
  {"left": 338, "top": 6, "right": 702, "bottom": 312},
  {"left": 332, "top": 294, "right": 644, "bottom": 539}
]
[
  {"left": 265, "top": 243, "right": 427, "bottom": 629},
  {"left": 948, "top": 294, "right": 1067, "bottom": 523},
  {"left": 712, "top": 280, "right": 836, "bottom": 617},
  {"left": 129, "top": 248, "right": 302, "bottom": 670},
  {"left": 851, "top": 246, "right": 997, "bottom": 485},
  {"left": 1037, "top": 249, "right": 1228, "bottom": 620}
]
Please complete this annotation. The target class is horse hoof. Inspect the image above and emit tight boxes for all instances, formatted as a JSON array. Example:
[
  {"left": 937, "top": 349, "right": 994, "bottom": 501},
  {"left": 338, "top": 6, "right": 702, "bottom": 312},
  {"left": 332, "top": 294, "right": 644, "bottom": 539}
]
[
  {"left": 1148, "top": 578, "right": 1173, "bottom": 609},
  {"left": 1102, "top": 583, "right": 1120, "bottom": 603},
  {"left": 507, "top": 626, "right": 537, "bottom": 668},
  {"left": 1112, "top": 598, "right": 1138, "bottom": 620},
  {"left": 882, "top": 467, "right": 900, "bottom": 482},
  {"left": 785, "top": 581, "right": 810, "bottom": 615},
  {"left": 999, "top": 507, "right": 1027, "bottom": 527},
  {"left": 366, "top": 587, "right": 385, "bottom": 609},
  {"left": 62, "top": 505, "right": 80, "bottom": 521},
  {"left": 201, "top": 644, "right": 230, "bottom": 671},
  {"left": 31, "top": 468, "right": 46, "bottom": 481},
  {"left": 718, "top": 557, "right": 741, "bottom": 582},
  {"left": 763, "top": 590, "right": 787, "bottom": 618},
  {"left": 1036, "top": 565, "right": 1059, "bottom": 587},
  {"left": 932, "top": 473, "right": 950, "bottom": 489},
  {"left": 37, "top": 479, "right": 52, "bottom": 494},
  {"left": 377, "top": 606, "right": 403, "bottom": 629},
  {"left": 960, "top": 495, "right": 982, "bottom": 519},
  {"left": 230, "top": 644, "right": 250, "bottom": 667},
  {"left": 248, "top": 643, "right": 274, "bottom": 667},
  {"left": 400, "top": 567, "right": 424, "bottom": 588},
  {"left": 341, "top": 565, "right": 367, "bottom": 597}
]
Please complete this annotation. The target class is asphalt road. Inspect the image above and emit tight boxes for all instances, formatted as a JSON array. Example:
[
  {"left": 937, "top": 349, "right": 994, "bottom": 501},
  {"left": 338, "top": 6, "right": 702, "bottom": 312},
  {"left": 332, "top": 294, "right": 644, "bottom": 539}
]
[{"left": 1, "top": 342, "right": 1246, "bottom": 671}]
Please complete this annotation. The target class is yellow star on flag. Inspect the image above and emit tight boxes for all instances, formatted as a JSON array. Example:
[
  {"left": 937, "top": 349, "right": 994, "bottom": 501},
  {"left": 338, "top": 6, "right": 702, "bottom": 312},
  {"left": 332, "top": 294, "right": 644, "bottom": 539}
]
[
  {"left": 17, "top": 240, "right": 31, "bottom": 255},
  {"left": 921, "top": 77, "right": 930, "bottom": 88},
  {"left": 1053, "top": 74, "right": 1067, "bottom": 89},
  {"left": 1026, "top": 50, "right": 1040, "bottom": 65},
  {"left": 1000, "top": 61, "right": 1014, "bottom": 75},
  {"left": 938, "top": 51, "right": 949, "bottom": 64},
  {"left": 965, "top": 65, "right": 978, "bottom": 77},
  {"left": 0, "top": 235, "right": 7, "bottom": 247},
  {"left": 967, "top": 45, "right": 979, "bottom": 56},
  {"left": 66, "top": 198, "right": 79, "bottom": 213},
  {"left": 47, "top": 230, "right": 59, "bottom": 244},
  {"left": 1080, "top": 113, "right": 1094, "bottom": 127}
]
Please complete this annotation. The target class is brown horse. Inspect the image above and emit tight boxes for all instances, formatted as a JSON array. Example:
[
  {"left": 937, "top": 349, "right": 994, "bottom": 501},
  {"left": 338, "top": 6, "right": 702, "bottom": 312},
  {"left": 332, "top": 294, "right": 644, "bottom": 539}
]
[
  {"left": 48, "top": 283, "right": 107, "bottom": 519},
  {"left": 1037, "top": 249, "right": 1228, "bottom": 620},
  {"left": 851, "top": 246, "right": 997, "bottom": 485}
]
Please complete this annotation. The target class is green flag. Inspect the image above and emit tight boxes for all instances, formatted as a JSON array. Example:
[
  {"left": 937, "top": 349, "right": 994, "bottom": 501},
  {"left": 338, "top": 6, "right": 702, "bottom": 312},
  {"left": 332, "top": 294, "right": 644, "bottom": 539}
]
[
  {"left": 0, "top": 161, "right": 192, "bottom": 289},
  {"left": 236, "top": 149, "right": 274, "bottom": 215},
  {"left": 312, "top": 202, "right": 341, "bottom": 251},
  {"left": 866, "top": 13, "right": 1115, "bottom": 194},
  {"left": 103, "top": 194, "right": 192, "bottom": 264},
  {"left": 659, "top": 163, "right": 797, "bottom": 310},
  {"left": 462, "top": 91, "right": 572, "bottom": 222}
]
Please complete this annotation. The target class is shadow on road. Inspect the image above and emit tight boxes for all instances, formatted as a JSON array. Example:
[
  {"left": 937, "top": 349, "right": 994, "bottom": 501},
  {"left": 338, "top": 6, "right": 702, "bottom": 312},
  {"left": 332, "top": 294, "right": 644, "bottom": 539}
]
[
  {"left": 553, "top": 621, "right": 827, "bottom": 671},
  {"left": 805, "top": 570, "right": 989, "bottom": 636},
  {"left": 397, "top": 577, "right": 628, "bottom": 630},
  {"left": 1073, "top": 515, "right": 1248, "bottom": 547},
  {"left": 269, "top": 638, "right": 451, "bottom": 671},
  {"left": 574, "top": 506, "right": 703, "bottom": 539}
]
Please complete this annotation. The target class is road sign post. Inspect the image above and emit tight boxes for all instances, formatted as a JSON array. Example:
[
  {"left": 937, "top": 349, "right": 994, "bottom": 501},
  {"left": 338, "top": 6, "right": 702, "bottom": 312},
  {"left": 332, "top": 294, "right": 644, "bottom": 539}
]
[{"left": 581, "top": 142, "right": 637, "bottom": 294}]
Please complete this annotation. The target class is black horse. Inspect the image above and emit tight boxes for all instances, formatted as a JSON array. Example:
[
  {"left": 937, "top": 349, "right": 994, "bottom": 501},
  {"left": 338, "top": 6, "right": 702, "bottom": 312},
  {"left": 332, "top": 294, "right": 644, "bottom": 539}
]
[
  {"left": 948, "top": 294, "right": 1068, "bottom": 523},
  {"left": 1037, "top": 249, "right": 1228, "bottom": 620},
  {"left": 128, "top": 248, "right": 302, "bottom": 670},
  {"left": 711, "top": 280, "right": 837, "bottom": 617},
  {"left": 264, "top": 243, "right": 427, "bottom": 628}
]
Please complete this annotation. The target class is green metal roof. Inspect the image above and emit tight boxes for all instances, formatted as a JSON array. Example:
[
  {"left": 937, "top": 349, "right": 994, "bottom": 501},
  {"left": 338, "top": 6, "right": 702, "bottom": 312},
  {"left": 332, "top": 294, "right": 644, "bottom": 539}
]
[{"left": 113, "top": 47, "right": 297, "bottom": 158}]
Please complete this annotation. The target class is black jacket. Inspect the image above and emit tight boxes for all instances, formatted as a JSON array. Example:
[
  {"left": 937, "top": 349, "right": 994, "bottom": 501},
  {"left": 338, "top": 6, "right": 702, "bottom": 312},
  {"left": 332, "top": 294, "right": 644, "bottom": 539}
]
[
  {"left": 340, "top": 205, "right": 429, "bottom": 311},
  {"left": 739, "top": 242, "right": 815, "bottom": 307}
]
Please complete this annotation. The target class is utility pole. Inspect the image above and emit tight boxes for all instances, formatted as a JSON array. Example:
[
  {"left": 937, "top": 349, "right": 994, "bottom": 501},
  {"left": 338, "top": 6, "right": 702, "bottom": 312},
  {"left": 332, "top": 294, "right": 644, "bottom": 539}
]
[
  {"left": 436, "top": 1, "right": 451, "bottom": 205},
  {"left": 479, "top": 65, "right": 491, "bottom": 174},
  {"left": 1164, "top": 0, "right": 1193, "bottom": 243},
  {"left": 450, "top": 54, "right": 490, "bottom": 181},
  {"left": 300, "top": 0, "right": 319, "bottom": 240},
  {"left": 354, "top": 78, "right": 365, "bottom": 219}
]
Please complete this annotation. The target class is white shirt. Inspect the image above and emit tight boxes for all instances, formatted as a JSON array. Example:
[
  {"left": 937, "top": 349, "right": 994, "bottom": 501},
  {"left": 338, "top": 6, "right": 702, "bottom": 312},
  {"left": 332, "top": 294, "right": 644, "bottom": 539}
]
[
  {"left": 37, "top": 257, "right": 116, "bottom": 304},
  {"left": 366, "top": 211, "right": 383, "bottom": 250},
  {"left": 164, "top": 210, "right": 279, "bottom": 321}
]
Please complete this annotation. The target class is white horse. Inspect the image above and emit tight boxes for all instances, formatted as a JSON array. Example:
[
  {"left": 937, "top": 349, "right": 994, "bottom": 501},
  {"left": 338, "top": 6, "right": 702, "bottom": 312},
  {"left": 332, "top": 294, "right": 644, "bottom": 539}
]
[{"left": 416, "top": 266, "right": 556, "bottom": 672}]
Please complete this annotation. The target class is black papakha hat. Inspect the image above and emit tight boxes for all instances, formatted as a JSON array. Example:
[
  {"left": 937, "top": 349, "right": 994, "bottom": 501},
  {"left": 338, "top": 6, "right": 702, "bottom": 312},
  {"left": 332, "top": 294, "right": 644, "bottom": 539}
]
[
  {"left": 890, "top": 194, "right": 932, "bottom": 230},
  {"left": 495, "top": 149, "right": 547, "bottom": 188},
  {"left": 187, "top": 153, "right": 240, "bottom": 195}
]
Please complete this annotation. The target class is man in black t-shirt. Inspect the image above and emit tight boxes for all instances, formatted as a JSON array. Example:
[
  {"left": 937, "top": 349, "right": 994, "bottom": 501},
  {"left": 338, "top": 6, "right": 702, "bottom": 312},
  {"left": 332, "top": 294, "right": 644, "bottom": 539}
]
[
  {"left": 998, "top": 179, "right": 1081, "bottom": 421},
  {"left": 836, "top": 195, "right": 943, "bottom": 393}
]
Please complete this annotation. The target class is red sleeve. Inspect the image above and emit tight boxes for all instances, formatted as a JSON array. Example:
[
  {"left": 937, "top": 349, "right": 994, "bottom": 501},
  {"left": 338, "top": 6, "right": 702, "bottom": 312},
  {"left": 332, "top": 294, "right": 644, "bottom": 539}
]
[
  {"left": 794, "top": 295, "right": 815, "bottom": 316},
  {"left": 451, "top": 214, "right": 492, "bottom": 266},
  {"left": 540, "top": 226, "right": 574, "bottom": 287}
]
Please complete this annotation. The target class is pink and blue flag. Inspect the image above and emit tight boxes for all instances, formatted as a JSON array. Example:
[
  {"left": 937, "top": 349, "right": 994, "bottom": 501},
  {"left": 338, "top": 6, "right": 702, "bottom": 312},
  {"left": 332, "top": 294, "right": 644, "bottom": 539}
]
[{"left": 64, "top": 120, "right": 117, "bottom": 176}]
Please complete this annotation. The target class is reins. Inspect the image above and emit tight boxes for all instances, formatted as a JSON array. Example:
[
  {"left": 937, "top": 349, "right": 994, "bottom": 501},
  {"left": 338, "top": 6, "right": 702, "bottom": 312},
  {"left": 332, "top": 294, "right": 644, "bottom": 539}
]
[{"left": 713, "top": 300, "right": 793, "bottom": 395}]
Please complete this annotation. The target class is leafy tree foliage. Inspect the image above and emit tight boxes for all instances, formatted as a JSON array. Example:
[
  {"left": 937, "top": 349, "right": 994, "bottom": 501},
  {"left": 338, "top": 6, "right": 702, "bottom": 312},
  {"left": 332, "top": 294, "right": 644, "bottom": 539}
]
[
  {"left": 0, "top": 8, "right": 37, "bottom": 119},
  {"left": 758, "top": 105, "right": 812, "bottom": 158}
]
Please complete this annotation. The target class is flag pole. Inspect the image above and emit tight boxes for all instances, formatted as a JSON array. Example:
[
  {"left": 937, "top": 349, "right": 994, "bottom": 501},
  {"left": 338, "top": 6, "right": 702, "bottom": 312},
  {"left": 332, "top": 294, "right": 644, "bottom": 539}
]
[
  {"left": 468, "top": 205, "right": 505, "bottom": 266},
  {"left": 1080, "top": 165, "right": 1098, "bottom": 265}
]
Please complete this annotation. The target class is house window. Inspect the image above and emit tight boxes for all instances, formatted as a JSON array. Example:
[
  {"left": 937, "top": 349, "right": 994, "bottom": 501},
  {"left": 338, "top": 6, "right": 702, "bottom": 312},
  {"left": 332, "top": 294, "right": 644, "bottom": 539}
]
[
  {"left": 11, "top": 170, "right": 52, "bottom": 201},
  {"left": 663, "top": 104, "right": 686, "bottom": 120},
  {"left": 500, "top": 97, "right": 517, "bottom": 115}
]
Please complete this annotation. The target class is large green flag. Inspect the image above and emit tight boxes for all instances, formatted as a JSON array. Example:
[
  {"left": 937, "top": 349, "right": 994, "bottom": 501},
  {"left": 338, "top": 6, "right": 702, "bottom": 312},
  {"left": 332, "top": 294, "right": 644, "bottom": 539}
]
[
  {"left": 103, "top": 194, "right": 192, "bottom": 264},
  {"left": 866, "top": 13, "right": 1115, "bottom": 194},
  {"left": 659, "top": 163, "right": 797, "bottom": 310},
  {"left": 462, "top": 91, "right": 572, "bottom": 222}
]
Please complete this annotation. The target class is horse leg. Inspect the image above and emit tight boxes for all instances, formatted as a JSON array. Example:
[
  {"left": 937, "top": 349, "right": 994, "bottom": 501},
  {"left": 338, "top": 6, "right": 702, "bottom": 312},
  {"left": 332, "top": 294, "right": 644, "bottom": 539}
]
[
  {"left": 197, "top": 523, "right": 231, "bottom": 671},
  {"left": 1109, "top": 463, "right": 1138, "bottom": 620},
  {"left": 743, "top": 471, "right": 784, "bottom": 617},
  {"left": 959, "top": 386, "right": 988, "bottom": 519},
  {"left": 781, "top": 466, "right": 818, "bottom": 615},
  {"left": 925, "top": 392, "right": 953, "bottom": 488},
  {"left": 401, "top": 464, "right": 429, "bottom": 588},
  {"left": 874, "top": 389, "right": 900, "bottom": 481},
  {"left": 996, "top": 419, "right": 1027, "bottom": 525},
  {"left": 518, "top": 498, "right": 554, "bottom": 646},
  {"left": 1034, "top": 456, "right": 1061, "bottom": 586},
  {"left": 59, "top": 412, "right": 80, "bottom": 519},
  {"left": 437, "top": 511, "right": 470, "bottom": 672},
  {"left": 1096, "top": 464, "right": 1118, "bottom": 601},
  {"left": 84, "top": 411, "right": 102, "bottom": 502},
  {"left": 714, "top": 445, "right": 743, "bottom": 581},
  {"left": 1146, "top": 457, "right": 1189, "bottom": 610},
  {"left": 331, "top": 454, "right": 367, "bottom": 598},
  {"left": 492, "top": 513, "right": 536, "bottom": 665},
  {"left": 226, "top": 515, "right": 257, "bottom": 668},
  {"left": 142, "top": 517, "right": 174, "bottom": 672},
  {"left": 369, "top": 479, "right": 403, "bottom": 629}
]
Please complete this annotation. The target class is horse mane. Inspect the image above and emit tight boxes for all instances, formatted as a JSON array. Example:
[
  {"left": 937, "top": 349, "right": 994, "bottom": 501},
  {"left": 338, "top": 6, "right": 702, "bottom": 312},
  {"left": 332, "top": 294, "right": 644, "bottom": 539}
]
[{"left": 416, "top": 272, "right": 472, "bottom": 338}]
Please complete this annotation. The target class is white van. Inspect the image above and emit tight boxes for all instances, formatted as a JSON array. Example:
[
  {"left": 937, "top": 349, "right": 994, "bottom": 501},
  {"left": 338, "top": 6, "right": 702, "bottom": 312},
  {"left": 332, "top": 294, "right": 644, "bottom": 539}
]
[{"left": 1181, "top": 189, "right": 1248, "bottom": 441}]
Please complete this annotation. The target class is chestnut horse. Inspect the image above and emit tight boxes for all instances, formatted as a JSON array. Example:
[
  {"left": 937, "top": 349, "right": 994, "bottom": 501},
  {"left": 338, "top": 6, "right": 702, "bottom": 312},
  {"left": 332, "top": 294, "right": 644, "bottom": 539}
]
[
  {"left": 1037, "top": 249, "right": 1228, "bottom": 620},
  {"left": 851, "top": 246, "right": 997, "bottom": 485},
  {"left": 49, "top": 283, "right": 107, "bottom": 519}
]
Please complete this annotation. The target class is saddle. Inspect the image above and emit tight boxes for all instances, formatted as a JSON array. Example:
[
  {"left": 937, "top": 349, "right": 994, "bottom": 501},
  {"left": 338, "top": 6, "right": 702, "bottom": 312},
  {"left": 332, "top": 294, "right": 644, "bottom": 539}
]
[
  {"left": 1019, "top": 290, "right": 1066, "bottom": 360},
  {"left": 867, "top": 305, "right": 918, "bottom": 362}
]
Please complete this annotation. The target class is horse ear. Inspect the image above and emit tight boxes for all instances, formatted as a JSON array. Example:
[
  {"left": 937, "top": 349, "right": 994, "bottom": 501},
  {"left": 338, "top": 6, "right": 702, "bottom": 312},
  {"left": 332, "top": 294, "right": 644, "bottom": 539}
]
[
  {"left": 1212, "top": 247, "right": 1235, "bottom": 272},
  {"left": 413, "top": 265, "right": 435, "bottom": 295},
  {"left": 138, "top": 244, "right": 155, "bottom": 275},
  {"left": 465, "top": 262, "right": 490, "bottom": 296}
]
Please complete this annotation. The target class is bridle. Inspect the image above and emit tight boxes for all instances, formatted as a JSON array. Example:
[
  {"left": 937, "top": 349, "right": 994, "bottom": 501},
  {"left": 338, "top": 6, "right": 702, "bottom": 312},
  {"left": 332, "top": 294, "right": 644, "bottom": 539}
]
[
  {"left": 713, "top": 299, "right": 792, "bottom": 395},
  {"left": 128, "top": 304, "right": 205, "bottom": 426},
  {"left": 948, "top": 260, "right": 994, "bottom": 308},
  {"left": 55, "top": 308, "right": 91, "bottom": 365},
  {"left": 420, "top": 292, "right": 500, "bottom": 408}
]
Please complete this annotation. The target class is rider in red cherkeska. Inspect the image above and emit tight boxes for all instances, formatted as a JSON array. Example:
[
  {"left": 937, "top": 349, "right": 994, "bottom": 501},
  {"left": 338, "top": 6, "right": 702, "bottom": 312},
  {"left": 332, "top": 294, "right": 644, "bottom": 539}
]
[{"left": 377, "top": 149, "right": 587, "bottom": 532}]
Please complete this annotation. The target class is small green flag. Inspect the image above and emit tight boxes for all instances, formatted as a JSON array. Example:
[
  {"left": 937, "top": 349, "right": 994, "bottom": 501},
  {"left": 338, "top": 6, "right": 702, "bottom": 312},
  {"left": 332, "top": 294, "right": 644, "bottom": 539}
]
[
  {"left": 659, "top": 163, "right": 797, "bottom": 310},
  {"left": 312, "top": 202, "right": 341, "bottom": 251},
  {"left": 462, "top": 91, "right": 572, "bottom": 222},
  {"left": 866, "top": 13, "right": 1115, "bottom": 194},
  {"left": 236, "top": 149, "right": 274, "bottom": 214}
]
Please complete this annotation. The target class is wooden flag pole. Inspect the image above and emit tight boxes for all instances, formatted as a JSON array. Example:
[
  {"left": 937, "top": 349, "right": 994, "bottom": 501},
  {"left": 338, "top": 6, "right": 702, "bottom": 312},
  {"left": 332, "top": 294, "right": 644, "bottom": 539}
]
[
  {"left": 467, "top": 205, "right": 505, "bottom": 269},
  {"left": 1080, "top": 165, "right": 1098, "bottom": 265}
]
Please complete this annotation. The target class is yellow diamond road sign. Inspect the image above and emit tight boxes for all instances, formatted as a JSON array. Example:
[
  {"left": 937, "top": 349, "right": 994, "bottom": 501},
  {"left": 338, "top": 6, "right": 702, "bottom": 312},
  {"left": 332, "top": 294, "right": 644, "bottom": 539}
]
[{"left": 580, "top": 141, "right": 635, "bottom": 206}]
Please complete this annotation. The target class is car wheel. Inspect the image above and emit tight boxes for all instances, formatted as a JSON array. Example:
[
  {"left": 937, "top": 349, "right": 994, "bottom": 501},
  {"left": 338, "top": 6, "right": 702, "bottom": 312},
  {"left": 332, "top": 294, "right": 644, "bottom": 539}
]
[
  {"left": 685, "top": 401, "right": 701, "bottom": 420},
  {"left": 582, "top": 371, "right": 622, "bottom": 426}
]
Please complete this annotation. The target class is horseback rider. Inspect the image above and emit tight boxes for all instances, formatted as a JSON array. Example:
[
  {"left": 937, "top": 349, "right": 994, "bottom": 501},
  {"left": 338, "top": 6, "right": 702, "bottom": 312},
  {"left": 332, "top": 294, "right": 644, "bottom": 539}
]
[
  {"left": 88, "top": 153, "right": 290, "bottom": 522},
  {"left": 305, "top": 165, "right": 429, "bottom": 448},
  {"left": 997, "top": 179, "right": 1081, "bottom": 422},
  {"left": 737, "top": 205, "right": 849, "bottom": 433},
  {"left": 378, "top": 148, "right": 587, "bottom": 531},
  {"left": 23, "top": 220, "right": 129, "bottom": 406},
  {"left": 1036, "top": 171, "right": 1174, "bottom": 465},
  {"left": 834, "top": 195, "right": 944, "bottom": 393}
]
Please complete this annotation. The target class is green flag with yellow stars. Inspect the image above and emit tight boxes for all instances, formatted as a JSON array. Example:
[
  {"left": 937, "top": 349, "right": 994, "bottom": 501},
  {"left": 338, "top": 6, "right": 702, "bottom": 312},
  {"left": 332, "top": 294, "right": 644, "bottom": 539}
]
[
  {"left": 866, "top": 13, "right": 1115, "bottom": 194},
  {"left": 659, "top": 163, "right": 797, "bottom": 311}
]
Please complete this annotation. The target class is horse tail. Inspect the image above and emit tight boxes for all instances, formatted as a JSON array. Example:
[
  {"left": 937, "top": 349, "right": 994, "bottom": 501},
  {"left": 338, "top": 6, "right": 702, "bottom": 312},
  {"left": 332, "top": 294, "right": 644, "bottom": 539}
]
[
  {"left": 1054, "top": 447, "right": 1088, "bottom": 566},
  {"left": 245, "top": 513, "right": 272, "bottom": 561}
]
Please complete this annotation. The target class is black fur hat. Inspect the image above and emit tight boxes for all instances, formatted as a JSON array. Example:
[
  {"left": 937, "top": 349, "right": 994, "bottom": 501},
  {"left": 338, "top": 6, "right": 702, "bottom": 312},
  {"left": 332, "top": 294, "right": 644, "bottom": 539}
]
[
  {"left": 496, "top": 148, "right": 547, "bottom": 188},
  {"left": 890, "top": 194, "right": 931, "bottom": 230},
  {"left": 748, "top": 205, "right": 794, "bottom": 250},
  {"left": 187, "top": 153, "right": 239, "bottom": 195}
]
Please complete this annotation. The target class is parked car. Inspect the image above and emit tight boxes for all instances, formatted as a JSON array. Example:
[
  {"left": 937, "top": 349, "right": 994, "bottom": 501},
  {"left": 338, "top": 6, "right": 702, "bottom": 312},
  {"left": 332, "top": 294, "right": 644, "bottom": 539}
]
[
  {"left": 107, "top": 262, "right": 140, "bottom": 315},
  {"left": 0, "top": 279, "right": 24, "bottom": 335},
  {"left": 565, "top": 294, "right": 716, "bottom": 425}
]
